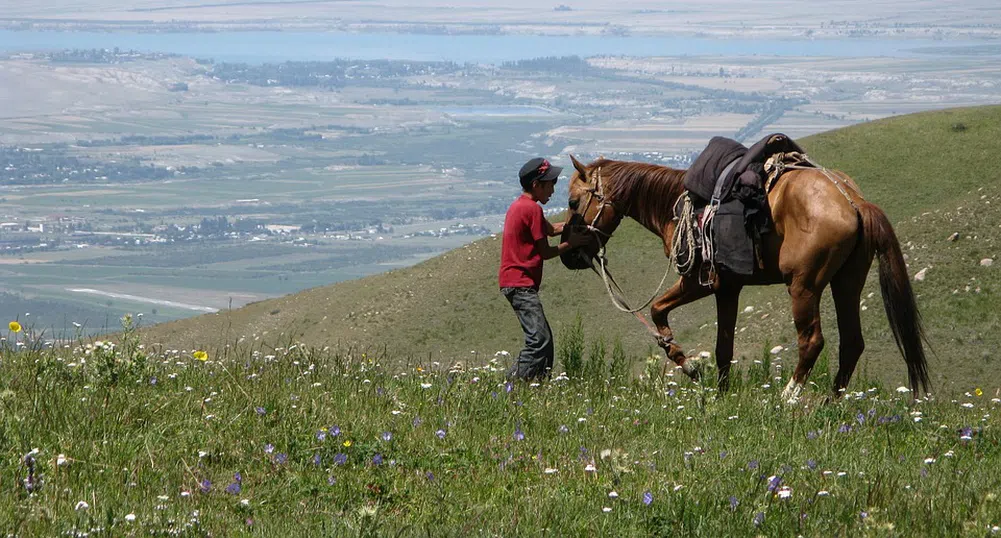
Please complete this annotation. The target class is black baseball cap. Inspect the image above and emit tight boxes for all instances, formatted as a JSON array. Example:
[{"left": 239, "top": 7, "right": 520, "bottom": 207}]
[{"left": 519, "top": 157, "right": 562, "bottom": 190}]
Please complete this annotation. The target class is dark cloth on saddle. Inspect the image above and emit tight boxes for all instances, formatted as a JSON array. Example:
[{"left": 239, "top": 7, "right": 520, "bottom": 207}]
[
  {"left": 680, "top": 133, "right": 806, "bottom": 277},
  {"left": 684, "top": 136, "right": 746, "bottom": 202}
]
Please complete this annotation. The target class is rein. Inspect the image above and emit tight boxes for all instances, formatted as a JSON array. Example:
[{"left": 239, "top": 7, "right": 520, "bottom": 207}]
[{"left": 577, "top": 166, "right": 674, "bottom": 335}]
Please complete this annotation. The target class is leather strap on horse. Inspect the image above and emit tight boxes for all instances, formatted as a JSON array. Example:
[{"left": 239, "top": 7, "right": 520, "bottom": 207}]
[
  {"left": 588, "top": 256, "right": 667, "bottom": 339},
  {"left": 765, "top": 152, "right": 861, "bottom": 211}
]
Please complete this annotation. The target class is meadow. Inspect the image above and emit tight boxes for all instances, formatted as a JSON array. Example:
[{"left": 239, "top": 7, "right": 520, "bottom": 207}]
[{"left": 1, "top": 317, "right": 999, "bottom": 536}]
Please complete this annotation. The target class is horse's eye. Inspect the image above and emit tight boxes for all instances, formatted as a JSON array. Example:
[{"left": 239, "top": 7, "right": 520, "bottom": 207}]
[{"left": 568, "top": 198, "right": 580, "bottom": 210}]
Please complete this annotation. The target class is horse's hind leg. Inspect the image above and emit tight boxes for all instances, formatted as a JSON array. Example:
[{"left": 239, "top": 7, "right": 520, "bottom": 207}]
[
  {"left": 782, "top": 281, "right": 825, "bottom": 403},
  {"left": 829, "top": 249, "right": 872, "bottom": 398},
  {"left": 650, "top": 275, "right": 714, "bottom": 380},
  {"left": 713, "top": 286, "right": 742, "bottom": 393}
]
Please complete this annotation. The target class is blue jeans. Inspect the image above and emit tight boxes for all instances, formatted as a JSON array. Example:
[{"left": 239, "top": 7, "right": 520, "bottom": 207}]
[{"left": 501, "top": 287, "right": 554, "bottom": 380}]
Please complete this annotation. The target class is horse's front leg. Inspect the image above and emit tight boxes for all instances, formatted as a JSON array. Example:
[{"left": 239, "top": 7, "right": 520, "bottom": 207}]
[{"left": 650, "top": 275, "right": 714, "bottom": 381}]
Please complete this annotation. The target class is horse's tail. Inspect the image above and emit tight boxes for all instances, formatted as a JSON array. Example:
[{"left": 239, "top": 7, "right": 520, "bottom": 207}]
[{"left": 858, "top": 201, "right": 930, "bottom": 394}]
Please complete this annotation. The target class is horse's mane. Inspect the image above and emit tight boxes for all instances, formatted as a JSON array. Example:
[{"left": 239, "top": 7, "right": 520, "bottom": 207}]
[{"left": 591, "top": 158, "right": 687, "bottom": 233}]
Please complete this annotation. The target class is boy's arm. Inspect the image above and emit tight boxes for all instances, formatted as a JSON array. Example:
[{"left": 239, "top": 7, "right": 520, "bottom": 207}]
[{"left": 535, "top": 237, "right": 575, "bottom": 261}]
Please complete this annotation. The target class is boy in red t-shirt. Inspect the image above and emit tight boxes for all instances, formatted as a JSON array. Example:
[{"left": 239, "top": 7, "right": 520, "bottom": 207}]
[{"left": 499, "top": 157, "right": 589, "bottom": 380}]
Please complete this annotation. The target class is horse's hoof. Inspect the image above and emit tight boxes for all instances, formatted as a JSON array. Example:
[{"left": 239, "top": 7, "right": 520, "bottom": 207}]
[
  {"left": 681, "top": 360, "right": 702, "bottom": 382},
  {"left": 656, "top": 335, "right": 675, "bottom": 349}
]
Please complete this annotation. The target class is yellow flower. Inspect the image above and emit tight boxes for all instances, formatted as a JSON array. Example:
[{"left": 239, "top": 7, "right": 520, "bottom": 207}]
[
  {"left": 8, "top": 321, "right": 21, "bottom": 333},
  {"left": 193, "top": 350, "right": 208, "bottom": 361},
  {"left": 975, "top": 388, "right": 983, "bottom": 397},
  {"left": 343, "top": 440, "right": 352, "bottom": 448}
]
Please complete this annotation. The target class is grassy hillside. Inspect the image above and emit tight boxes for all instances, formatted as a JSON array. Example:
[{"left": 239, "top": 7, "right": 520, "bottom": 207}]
[{"left": 143, "top": 106, "right": 1001, "bottom": 393}]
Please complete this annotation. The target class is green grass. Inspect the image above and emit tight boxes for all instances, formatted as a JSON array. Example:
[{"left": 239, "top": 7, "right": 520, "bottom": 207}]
[
  {"left": 2, "top": 324, "right": 999, "bottom": 536},
  {"left": 143, "top": 105, "right": 1001, "bottom": 394}
]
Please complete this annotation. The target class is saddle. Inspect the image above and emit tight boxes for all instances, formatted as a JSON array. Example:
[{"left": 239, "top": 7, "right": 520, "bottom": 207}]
[{"left": 674, "top": 133, "right": 811, "bottom": 282}]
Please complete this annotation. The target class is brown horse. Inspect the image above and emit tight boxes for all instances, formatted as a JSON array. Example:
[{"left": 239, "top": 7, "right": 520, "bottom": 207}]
[{"left": 565, "top": 155, "right": 929, "bottom": 400}]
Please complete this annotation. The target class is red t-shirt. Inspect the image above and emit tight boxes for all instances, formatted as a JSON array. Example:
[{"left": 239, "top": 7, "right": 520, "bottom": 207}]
[{"left": 499, "top": 194, "right": 547, "bottom": 289}]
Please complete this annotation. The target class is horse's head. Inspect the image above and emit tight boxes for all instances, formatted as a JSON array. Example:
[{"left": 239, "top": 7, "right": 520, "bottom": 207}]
[{"left": 566, "top": 154, "right": 623, "bottom": 258}]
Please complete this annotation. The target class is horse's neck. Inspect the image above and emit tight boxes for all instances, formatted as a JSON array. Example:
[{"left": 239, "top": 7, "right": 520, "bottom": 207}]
[{"left": 617, "top": 167, "right": 685, "bottom": 240}]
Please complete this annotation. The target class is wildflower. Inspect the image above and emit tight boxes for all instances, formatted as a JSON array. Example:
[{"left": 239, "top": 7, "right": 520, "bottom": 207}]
[
  {"left": 817, "top": 490, "right": 830, "bottom": 497},
  {"left": 75, "top": 501, "right": 89, "bottom": 511},
  {"left": 193, "top": 350, "right": 208, "bottom": 361},
  {"left": 199, "top": 479, "right": 211, "bottom": 493},
  {"left": 312, "top": 453, "right": 321, "bottom": 466},
  {"left": 860, "top": 511, "right": 869, "bottom": 519},
  {"left": 9, "top": 321, "right": 21, "bottom": 333},
  {"left": 373, "top": 454, "right": 383, "bottom": 466},
  {"left": 807, "top": 430, "right": 820, "bottom": 440},
  {"left": 412, "top": 416, "right": 422, "bottom": 427},
  {"left": 343, "top": 440, "right": 352, "bottom": 448},
  {"left": 544, "top": 468, "right": 558, "bottom": 474},
  {"left": 513, "top": 426, "right": 525, "bottom": 441},
  {"left": 381, "top": 431, "right": 392, "bottom": 442},
  {"left": 976, "top": 388, "right": 984, "bottom": 397},
  {"left": 558, "top": 424, "right": 569, "bottom": 434},
  {"left": 328, "top": 475, "right": 337, "bottom": 485},
  {"left": 56, "top": 454, "right": 68, "bottom": 466},
  {"left": 807, "top": 459, "right": 817, "bottom": 470},
  {"left": 777, "top": 486, "right": 793, "bottom": 499},
  {"left": 425, "top": 471, "right": 435, "bottom": 481},
  {"left": 767, "top": 476, "right": 782, "bottom": 493},
  {"left": 333, "top": 453, "right": 347, "bottom": 466},
  {"left": 125, "top": 513, "right": 136, "bottom": 522},
  {"left": 421, "top": 383, "right": 433, "bottom": 389},
  {"left": 226, "top": 482, "right": 241, "bottom": 495},
  {"left": 753, "top": 512, "right": 765, "bottom": 526},
  {"left": 436, "top": 429, "right": 447, "bottom": 440},
  {"left": 505, "top": 381, "right": 513, "bottom": 393},
  {"left": 608, "top": 491, "right": 619, "bottom": 499},
  {"left": 330, "top": 425, "right": 341, "bottom": 436},
  {"left": 924, "top": 457, "right": 936, "bottom": 464},
  {"left": 264, "top": 443, "right": 275, "bottom": 454},
  {"left": 275, "top": 453, "right": 288, "bottom": 465},
  {"left": 838, "top": 423, "right": 852, "bottom": 433},
  {"left": 316, "top": 429, "right": 327, "bottom": 441},
  {"left": 602, "top": 507, "right": 612, "bottom": 513},
  {"left": 747, "top": 460, "right": 759, "bottom": 470},
  {"left": 896, "top": 386, "right": 910, "bottom": 393}
]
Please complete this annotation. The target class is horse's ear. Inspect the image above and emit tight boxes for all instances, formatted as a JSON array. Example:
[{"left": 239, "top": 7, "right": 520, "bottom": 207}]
[{"left": 569, "top": 154, "right": 589, "bottom": 182}]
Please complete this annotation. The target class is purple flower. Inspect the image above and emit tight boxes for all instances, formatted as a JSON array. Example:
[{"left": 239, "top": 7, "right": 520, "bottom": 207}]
[
  {"left": 373, "top": 454, "right": 383, "bottom": 466},
  {"left": 806, "top": 459, "right": 817, "bottom": 470},
  {"left": 275, "top": 453, "right": 288, "bottom": 465},
  {"left": 255, "top": 406, "right": 266, "bottom": 415},
  {"left": 558, "top": 424, "right": 569, "bottom": 434},
  {"left": 381, "top": 431, "right": 392, "bottom": 442},
  {"left": 856, "top": 413, "right": 866, "bottom": 425},
  {"left": 667, "top": 389, "right": 676, "bottom": 397},
  {"left": 150, "top": 377, "right": 157, "bottom": 385},
  {"left": 225, "top": 482, "right": 241, "bottom": 495},
  {"left": 747, "top": 460, "right": 759, "bottom": 470},
  {"left": 505, "top": 381, "right": 513, "bottom": 393},
  {"left": 327, "top": 475, "right": 336, "bottom": 486},
  {"left": 199, "top": 479, "right": 211, "bottom": 493},
  {"left": 860, "top": 511, "right": 869, "bottom": 519},
  {"left": 729, "top": 495, "right": 739, "bottom": 511},
  {"left": 376, "top": 387, "right": 385, "bottom": 396},
  {"left": 333, "top": 453, "right": 347, "bottom": 466},
  {"left": 767, "top": 476, "right": 782, "bottom": 493},
  {"left": 316, "top": 430, "right": 327, "bottom": 442},
  {"left": 330, "top": 425, "right": 341, "bottom": 437},
  {"left": 807, "top": 430, "right": 820, "bottom": 440},
  {"left": 753, "top": 512, "right": 765, "bottom": 526},
  {"left": 436, "top": 429, "right": 447, "bottom": 440},
  {"left": 264, "top": 443, "right": 275, "bottom": 454},
  {"left": 425, "top": 471, "right": 435, "bottom": 482},
  {"left": 234, "top": 472, "right": 242, "bottom": 483},
  {"left": 719, "top": 451, "right": 729, "bottom": 460},
  {"left": 312, "top": 453, "right": 322, "bottom": 466},
  {"left": 642, "top": 491, "right": 653, "bottom": 506},
  {"left": 412, "top": 415, "right": 422, "bottom": 428},
  {"left": 838, "top": 423, "right": 852, "bottom": 434},
  {"left": 513, "top": 426, "right": 525, "bottom": 442}
]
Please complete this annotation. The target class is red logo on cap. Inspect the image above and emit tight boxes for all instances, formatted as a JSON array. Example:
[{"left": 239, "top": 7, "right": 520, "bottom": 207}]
[{"left": 538, "top": 160, "right": 550, "bottom": 175}]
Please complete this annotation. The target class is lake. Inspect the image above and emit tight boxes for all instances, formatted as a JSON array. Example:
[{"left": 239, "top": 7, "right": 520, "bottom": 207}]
[{"left": 0, "top": 30, "right": 986, "bottom": 64}]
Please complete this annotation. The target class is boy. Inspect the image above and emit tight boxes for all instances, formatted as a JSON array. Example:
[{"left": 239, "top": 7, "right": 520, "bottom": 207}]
[{"left": 499, "top": 157, "right": 589, "bottom": 380}]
